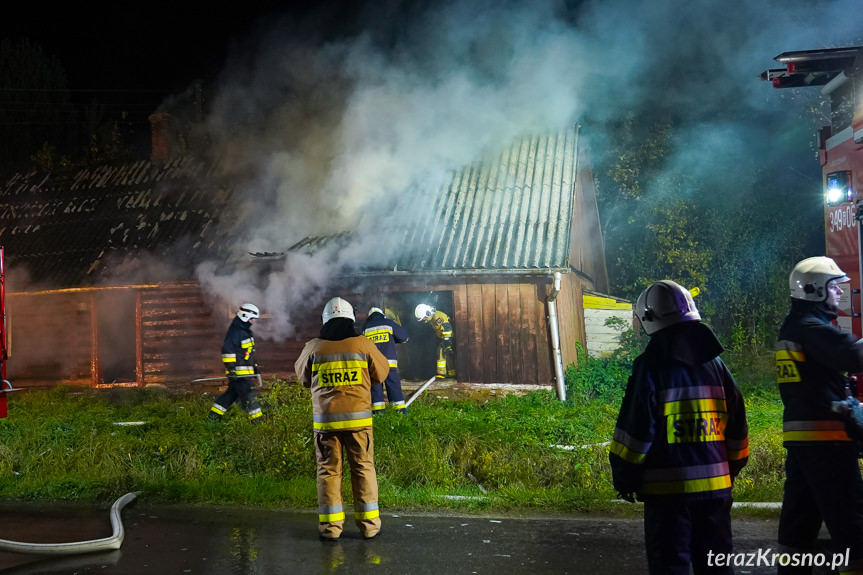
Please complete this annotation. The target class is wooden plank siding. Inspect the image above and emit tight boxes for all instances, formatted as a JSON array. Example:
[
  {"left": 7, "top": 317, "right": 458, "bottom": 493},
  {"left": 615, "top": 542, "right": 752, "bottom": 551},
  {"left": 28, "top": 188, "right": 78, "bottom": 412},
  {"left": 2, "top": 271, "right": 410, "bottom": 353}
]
[
  {"left": 555, "top": 273, "right": 589, "bottom": 369},
  {"left": 139, "top": 285, "right": 223, "bottom": 385},
  {"left": 354, "top": 274, "right": 566, "bottom": 387},
  {"left": 4, "top": 270, "right": 594, "bottom": 390},
  {"left": 7, "top": 292, "right": 93, "bottom": 387},
  {"left": 569, "top": 149, "right": 609, "bottom": 294}
]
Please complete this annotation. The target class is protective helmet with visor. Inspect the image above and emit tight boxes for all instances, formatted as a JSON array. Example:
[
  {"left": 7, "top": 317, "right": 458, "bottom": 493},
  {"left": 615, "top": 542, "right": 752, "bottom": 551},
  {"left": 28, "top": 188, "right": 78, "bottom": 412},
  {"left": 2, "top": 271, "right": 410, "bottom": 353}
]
[
  {"left": 789, "top": 256, "right": 850, "bottom": 302},
  {"left": 635, "top": 280, "right": 701, "bottom": 336},
  {"left": 237, "top": 303, "right": 260, "bottom": 323},
  {"left": 414, "top": 303, "right": 435, "bottom": 322}
]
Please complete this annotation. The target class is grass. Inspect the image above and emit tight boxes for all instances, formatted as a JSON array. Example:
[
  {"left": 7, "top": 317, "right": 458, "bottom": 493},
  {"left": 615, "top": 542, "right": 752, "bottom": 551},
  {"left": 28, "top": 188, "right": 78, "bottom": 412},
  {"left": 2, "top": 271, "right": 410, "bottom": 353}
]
[{"left": 0, "top": 351, "right": 787, "bottom": 516}]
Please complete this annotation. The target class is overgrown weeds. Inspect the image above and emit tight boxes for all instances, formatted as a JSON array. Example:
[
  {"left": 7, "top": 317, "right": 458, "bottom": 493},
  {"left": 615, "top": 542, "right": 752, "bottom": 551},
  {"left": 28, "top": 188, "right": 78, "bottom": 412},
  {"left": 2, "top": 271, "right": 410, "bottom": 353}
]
[{"left": 0, "top": 350, "right": 785, "bottom": 513}]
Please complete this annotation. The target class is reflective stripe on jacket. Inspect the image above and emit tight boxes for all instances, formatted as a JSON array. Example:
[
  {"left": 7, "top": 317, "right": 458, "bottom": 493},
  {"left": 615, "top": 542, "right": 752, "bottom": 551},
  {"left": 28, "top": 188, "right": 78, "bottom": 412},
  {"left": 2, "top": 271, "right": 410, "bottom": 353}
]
[
  {"left": 295, "top": 336, "right": 389, "bottom": 432},
  {"left": 221, "top": 317, "right": 256, "bottom": 376},
  {"left": 776, "top": 301, "right": 863, "bottom": 446},
  {"left": 609, "top": 322, "right": 749, "bottom": 500},
  {"left": 362, "top": 311, "right": 409, "bottom": 364}
]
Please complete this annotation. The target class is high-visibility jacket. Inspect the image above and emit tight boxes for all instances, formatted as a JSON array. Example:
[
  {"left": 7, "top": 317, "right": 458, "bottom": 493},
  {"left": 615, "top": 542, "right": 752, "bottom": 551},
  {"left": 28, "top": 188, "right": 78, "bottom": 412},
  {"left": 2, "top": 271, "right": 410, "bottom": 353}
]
[
  {"left": 294, "top": 335, "right": 390, "bottom": 431},
  {"left": 426, "top": 310, "right": 453, "bottom": 341},
  {"left": 776, "top": 300, "right": 863, "bottom": 445},
  {"left": 609, "top": 321, "right": 749, "bottom": 499},
  {"left": 221, "top": 317, "right": 256, "bottom": 377}
]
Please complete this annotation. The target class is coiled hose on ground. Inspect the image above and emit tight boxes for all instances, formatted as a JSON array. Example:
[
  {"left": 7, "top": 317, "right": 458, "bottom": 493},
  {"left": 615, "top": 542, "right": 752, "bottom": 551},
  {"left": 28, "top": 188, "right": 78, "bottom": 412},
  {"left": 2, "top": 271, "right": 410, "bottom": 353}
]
[{"left": 0, "top": 492, "right": 138, "bottom": 555}]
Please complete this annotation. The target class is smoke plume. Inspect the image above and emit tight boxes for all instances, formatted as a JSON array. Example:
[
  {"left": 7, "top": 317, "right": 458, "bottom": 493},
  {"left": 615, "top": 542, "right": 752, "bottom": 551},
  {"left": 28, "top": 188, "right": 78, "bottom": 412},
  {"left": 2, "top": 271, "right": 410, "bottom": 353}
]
[{"left": 186, "top": 0, "right": 863, "bottom": 340}]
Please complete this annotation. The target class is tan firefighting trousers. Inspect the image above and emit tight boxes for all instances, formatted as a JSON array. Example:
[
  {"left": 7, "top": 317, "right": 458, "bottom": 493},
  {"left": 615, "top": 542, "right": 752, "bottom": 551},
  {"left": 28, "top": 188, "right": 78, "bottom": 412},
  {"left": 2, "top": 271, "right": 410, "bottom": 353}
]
[{"left": 314, "top": 428, "right": 381, "bottom": 539}]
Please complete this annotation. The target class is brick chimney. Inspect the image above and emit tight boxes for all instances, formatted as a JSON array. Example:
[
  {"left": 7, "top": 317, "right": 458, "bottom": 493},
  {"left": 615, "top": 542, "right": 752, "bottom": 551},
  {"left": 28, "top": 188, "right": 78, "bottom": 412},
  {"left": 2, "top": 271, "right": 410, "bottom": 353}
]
[{"left": 148, "top": 113, "right": 179, "bottom": 165}]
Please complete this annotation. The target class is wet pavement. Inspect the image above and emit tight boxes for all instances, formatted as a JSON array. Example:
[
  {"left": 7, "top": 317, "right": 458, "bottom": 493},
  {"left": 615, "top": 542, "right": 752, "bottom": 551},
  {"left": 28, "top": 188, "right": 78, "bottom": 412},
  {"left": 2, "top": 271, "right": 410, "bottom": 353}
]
[{"left": 0, "top": 499, "right": 793, "bottom": 574}]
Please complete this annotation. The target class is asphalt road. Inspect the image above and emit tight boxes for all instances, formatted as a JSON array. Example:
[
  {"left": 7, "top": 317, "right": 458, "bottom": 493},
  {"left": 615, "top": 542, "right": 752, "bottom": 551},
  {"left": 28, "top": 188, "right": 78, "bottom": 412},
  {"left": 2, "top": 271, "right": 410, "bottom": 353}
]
[{"left": 0, "top": 499, "right": 798, "bottom": 575}]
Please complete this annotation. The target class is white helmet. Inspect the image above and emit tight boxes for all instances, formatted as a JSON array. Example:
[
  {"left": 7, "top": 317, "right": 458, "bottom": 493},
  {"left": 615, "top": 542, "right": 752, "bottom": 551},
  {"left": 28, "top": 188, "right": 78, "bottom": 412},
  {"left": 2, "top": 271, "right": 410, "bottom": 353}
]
[
  {"left": 415, "top": 303, "right": 435, "bottom": 322},
  {"left": 636, "top": 280, "right": 701, "bottom": 336},
  {"left": 789, "top": 256, "right": 850, "bottom": 302},
  {"left": 322, "top": 297, "right": 355, "bottom": 324},
  {"left": 237, "top": 303, "right": 260, "bottom": 323}
]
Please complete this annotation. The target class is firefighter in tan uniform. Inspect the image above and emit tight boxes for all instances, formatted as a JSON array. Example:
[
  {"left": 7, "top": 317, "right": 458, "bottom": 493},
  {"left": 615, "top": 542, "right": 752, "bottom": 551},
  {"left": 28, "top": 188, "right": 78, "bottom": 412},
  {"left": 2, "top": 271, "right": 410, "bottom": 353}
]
[
  {"left": 414, "top": 304, "right": 456, "bottom": 379},
  {"left": 295, "top": 297, "right": 390, "bottom": 541}
]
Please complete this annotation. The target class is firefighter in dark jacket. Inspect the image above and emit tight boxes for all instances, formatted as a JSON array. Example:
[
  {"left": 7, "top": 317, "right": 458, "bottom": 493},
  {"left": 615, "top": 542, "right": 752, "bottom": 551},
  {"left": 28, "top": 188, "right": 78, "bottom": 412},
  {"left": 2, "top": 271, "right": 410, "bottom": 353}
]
[
  {"left": 363, "top": 307, "right": 409, "bottom": 413},
  {"left": 776, "top": 256, "right": 863, "bottom": 574},
  {"left": 295, "top": 297, "right": 390, "bottom": 541},
  {"left": 208, "top": 303, "right": 263, "bottom": 422},
  {"left": 609, "top": 280, "right": 749, "bottom": 575}
]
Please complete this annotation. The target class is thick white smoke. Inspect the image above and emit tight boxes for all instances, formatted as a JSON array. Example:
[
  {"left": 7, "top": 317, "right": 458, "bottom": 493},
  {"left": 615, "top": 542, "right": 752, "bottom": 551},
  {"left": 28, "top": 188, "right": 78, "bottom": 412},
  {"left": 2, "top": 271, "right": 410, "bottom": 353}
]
[{"left": 191, "top": 0, "right": 863, "bottom": 340}]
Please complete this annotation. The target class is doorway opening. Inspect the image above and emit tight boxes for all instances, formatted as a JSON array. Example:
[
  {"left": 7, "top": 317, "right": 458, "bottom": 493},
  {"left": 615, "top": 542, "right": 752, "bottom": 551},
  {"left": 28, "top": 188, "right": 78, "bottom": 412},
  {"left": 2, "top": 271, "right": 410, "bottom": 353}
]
[
  {"left": 365, "top": 290, "right": 454, "bottom": 382},
  {"left": 96, "top": 290, "right": 138, "bottom": 385}
]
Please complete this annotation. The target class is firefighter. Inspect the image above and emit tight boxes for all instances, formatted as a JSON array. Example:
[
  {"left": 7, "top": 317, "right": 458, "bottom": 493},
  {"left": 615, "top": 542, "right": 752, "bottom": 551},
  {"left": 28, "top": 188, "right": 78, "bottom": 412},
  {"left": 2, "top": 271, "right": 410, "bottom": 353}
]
[
  {"left": 414, "top": 303, "right": 455, "bottom": 379},
  {"left": 362, "top": 306, "right": 409, "bottom": 414},
  {"left": 295, "top": 297, "right": 390, "bottom": 541},
  {"left": 776, "top": 256, "right": 863, "bottom": 573},
  {"left": 609, "top": 280, "right": 749, "bottom": 575},
  {"left": 208, "top": 303, "right": 263, "bottom": 422}
]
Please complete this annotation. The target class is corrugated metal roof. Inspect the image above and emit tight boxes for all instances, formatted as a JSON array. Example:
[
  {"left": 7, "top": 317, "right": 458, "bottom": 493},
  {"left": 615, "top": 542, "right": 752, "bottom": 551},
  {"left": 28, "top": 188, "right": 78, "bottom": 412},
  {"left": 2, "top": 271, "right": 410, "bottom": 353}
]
[
  {"left": 403, "top": 126, "right": 578, "bottom": 271},
  {"left": 287, "top": 125, "right": 581, "bottom": 273},
  {"left": 0, "top": 158, "right": 235, "bottom": 288}
]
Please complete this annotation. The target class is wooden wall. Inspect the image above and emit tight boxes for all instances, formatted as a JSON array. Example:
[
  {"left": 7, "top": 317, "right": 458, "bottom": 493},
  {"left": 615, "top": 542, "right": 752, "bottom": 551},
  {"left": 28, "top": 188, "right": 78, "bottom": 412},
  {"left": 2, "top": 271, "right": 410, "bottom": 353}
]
[
  {"left": 8, "top": 292, "right": 93, "bottom": 387},
  {"left": 360, "top": 274, "right": 571, "bottom": 387},
  {"left": 6, "top": 271, "right": 595, "bottom": 390},
  {"left": 139, "top": 284, "right": 224, "bottom": 385}
]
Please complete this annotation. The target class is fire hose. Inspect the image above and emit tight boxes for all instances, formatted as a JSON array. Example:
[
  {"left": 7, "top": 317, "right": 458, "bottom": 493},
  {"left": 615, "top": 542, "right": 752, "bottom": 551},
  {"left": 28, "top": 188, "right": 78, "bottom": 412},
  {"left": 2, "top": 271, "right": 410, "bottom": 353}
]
[
  {"left": 0, "top": 492, "right": 138, "bottom": 555},
  {"left": 192, "top": 374, "right": 263, "bottom": 387},
  {"left": 404, "top": 376, "right": 437, "bottom": 408}
]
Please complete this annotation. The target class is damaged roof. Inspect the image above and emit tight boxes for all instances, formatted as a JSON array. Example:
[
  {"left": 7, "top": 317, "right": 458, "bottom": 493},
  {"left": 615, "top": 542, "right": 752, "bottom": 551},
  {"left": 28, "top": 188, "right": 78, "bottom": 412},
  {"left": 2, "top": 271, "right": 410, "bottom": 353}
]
[
  {"left": 0, "top": 158, "right": 236, "bottom": 289},
  {"left": 286, "top": 125, "right": 587, "bottom": 274}
]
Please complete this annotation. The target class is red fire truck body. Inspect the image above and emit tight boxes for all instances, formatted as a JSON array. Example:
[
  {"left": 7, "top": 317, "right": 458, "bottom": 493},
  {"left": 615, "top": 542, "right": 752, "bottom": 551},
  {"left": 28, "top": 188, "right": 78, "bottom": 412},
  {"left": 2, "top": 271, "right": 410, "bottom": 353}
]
[{"left": 762, "top": 46, "right": 863, "bottom": 337}]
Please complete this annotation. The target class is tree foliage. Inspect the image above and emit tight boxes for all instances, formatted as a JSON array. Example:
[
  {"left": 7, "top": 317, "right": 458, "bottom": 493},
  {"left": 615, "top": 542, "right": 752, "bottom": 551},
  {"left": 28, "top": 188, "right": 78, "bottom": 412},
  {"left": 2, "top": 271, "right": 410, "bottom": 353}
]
[{"left": 594, "top": 114, "right": 817, "bottom": 354}]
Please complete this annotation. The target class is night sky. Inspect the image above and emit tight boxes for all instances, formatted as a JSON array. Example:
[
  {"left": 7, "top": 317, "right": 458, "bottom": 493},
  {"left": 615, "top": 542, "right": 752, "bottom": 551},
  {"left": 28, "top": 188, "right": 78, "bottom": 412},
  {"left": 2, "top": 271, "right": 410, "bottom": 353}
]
[{"left": 0, "top": 1, "right": 334, "bottom": 126}]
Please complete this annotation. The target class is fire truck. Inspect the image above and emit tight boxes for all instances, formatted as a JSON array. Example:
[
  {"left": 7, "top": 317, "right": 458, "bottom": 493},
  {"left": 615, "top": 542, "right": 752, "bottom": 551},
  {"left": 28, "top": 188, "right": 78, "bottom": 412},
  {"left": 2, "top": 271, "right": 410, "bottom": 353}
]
[{"left": 762, "top": 46, "right": 863, "bottom": 336}]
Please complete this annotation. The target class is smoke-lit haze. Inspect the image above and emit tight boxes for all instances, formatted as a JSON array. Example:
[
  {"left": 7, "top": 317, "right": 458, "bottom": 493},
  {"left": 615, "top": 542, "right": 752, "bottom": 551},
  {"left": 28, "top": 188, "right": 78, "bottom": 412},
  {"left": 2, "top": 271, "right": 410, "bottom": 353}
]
[{"left": 188, "top": 0, "right": 863, "bottom": 340}]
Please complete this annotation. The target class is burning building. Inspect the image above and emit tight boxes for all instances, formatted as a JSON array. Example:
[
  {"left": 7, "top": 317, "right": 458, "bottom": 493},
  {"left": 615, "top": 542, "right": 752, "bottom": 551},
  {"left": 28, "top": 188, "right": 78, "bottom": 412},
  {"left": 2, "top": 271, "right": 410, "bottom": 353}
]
[{"left": 0, "top": 120, "right": 619, "bottom": 398}]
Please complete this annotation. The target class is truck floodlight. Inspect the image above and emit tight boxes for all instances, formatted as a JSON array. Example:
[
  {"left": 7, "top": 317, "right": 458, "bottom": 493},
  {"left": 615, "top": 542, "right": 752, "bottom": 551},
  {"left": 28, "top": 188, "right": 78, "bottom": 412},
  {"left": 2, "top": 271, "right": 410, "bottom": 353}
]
[{"left": 826, "top": 171, "right": 852, "bottom": 206}]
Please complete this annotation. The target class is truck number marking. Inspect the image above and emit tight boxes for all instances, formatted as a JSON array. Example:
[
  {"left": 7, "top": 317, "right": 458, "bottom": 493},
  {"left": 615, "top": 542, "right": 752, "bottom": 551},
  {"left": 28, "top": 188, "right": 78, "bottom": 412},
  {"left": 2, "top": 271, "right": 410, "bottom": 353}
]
[{"left": 829, "top": 205, "right": 857, "bottom": 233}]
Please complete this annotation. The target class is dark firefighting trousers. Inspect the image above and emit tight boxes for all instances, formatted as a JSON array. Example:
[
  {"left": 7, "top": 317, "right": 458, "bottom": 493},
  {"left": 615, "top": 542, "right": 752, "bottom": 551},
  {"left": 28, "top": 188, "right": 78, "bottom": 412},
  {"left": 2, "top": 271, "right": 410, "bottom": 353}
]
[
  {"left": 314, "top": 428, "right": 381, "bottom": 539},
  {"left": 209, "top": 377, "right": 262, "bottom": 421},
  {"left": 643, "top": 496, "right": 733, "bottom": 575},
  {"left": 778, "top": 445, "right": 863, "bottom": 574},
  {"left": 371, "top": 367, "right": 406, "bottom": 413}
]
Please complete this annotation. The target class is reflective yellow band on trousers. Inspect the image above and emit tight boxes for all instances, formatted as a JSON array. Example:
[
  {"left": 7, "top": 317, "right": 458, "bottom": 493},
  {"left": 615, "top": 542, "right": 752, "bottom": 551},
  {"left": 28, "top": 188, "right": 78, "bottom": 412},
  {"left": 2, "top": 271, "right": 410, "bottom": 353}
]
[
  {"left": 319, "top": 511, "right": 346, "bottom": 522},
  {"left": 313, "top": 418, "right": 374, "bottom": 430}
]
